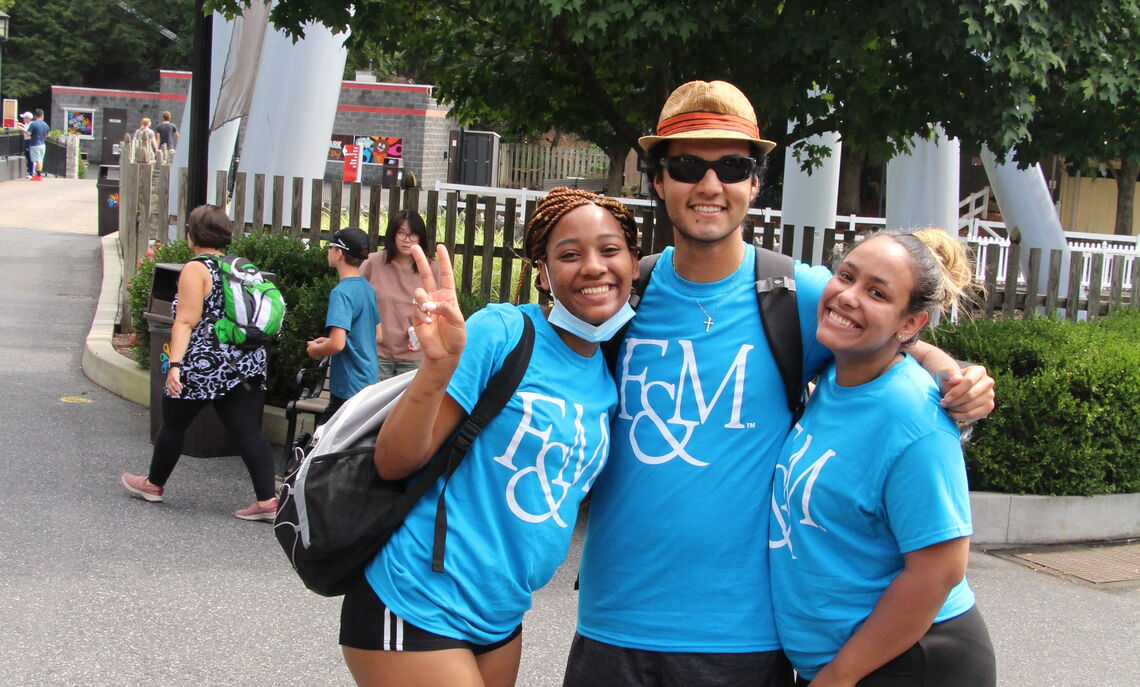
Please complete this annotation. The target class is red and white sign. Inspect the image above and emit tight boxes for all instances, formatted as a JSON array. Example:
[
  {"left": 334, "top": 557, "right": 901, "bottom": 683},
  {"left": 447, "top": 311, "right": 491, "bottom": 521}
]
[{"left": 342, "top": 144, "right": 362, "bottom": 183}]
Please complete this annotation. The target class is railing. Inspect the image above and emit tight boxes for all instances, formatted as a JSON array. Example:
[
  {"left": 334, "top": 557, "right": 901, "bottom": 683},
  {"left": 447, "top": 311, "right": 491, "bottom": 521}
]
[
  {"left": 498, "top": 142, "right": 609, "bottom": 189},
  {"left": 119, "top": 162, "right": 1136, "bottom": 329}
]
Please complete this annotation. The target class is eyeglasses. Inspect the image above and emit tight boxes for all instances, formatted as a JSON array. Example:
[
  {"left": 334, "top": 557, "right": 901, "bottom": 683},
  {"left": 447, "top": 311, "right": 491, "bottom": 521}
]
[
  {"left": 396, "top": 231, "right": 419, "bottom": 242},
  {"left": 661, "top": 155, "right": 757, "bottom": 184}
]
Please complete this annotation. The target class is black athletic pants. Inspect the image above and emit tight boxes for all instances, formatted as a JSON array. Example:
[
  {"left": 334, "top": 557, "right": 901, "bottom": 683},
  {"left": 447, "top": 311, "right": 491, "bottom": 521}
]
[
  {"left": 794, "top": 606, "right": 996, "bottom": 687},
  {"left": 148, "top": 387, "right": 277, "bottom": 501}
]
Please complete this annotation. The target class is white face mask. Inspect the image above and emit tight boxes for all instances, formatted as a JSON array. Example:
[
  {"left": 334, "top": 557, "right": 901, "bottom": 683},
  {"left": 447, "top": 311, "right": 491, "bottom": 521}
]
[{"left": 543, "top": 265, "right": 635, "bottom": 343}]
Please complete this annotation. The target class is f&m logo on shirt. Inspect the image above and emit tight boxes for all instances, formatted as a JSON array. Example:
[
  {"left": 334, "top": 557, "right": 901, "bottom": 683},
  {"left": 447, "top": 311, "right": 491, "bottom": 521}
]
[
  {"left": 492, "top": 391, "right": 609, "bottom": 527},
  {"left": 770, "top": 423, "right": 835, "bottom": 559},
  {"left": 617, "top": 338, "right": 753, "bottom": 467}
]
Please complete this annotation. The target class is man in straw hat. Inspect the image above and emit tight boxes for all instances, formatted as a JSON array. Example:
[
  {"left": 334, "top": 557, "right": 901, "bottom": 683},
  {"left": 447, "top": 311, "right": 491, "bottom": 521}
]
[{"left": 564, "top": 80, "right": 995, "bottom": 686}]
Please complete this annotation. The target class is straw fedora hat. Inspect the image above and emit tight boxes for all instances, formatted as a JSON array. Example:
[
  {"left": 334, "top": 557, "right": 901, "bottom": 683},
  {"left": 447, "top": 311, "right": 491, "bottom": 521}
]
[{"left": 638, "top": 80, "right": 776, "bottom": 155}]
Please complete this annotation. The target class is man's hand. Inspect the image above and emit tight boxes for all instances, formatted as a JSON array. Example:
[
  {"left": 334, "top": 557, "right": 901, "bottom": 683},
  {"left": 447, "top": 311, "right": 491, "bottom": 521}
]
[{"left": 938, "top": 364, "right": 995, "bottom": 422}]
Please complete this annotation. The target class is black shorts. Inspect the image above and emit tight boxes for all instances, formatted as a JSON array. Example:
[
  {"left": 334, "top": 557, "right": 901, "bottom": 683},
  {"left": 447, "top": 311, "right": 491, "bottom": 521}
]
[
  {"left": 338, "top": 574, "right": 522, "bottom": 655},
  {"left": 562, "top": 633, "right": 794, "bottom": 687},
  {"left": 793, "top": 605, "right": 995, "bottom": 687}
]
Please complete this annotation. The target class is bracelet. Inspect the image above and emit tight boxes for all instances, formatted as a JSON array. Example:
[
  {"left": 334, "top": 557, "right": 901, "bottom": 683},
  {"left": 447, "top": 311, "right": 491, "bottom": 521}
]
[{"left": 168, "top": 361, "right": 183, "bottom": 369}]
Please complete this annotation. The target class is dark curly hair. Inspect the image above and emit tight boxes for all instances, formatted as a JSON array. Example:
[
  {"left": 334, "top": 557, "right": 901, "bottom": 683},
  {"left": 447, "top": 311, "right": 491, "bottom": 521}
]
[{"left": 523, "top": 187, "right": 640, "bottom": 294}]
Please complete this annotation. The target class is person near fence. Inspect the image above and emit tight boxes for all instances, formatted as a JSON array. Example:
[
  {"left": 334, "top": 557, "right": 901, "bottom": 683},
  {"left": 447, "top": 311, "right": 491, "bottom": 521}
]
[
  {"left": 26, "top": 109, "right": 49, "bottom": 181},
  {"left": 306, "top": 226, "right": 381, "bottom": 423},
  {"left": 133, "top": 117, "right": 159, "bottom": 162},
  {"left": 17, "top": 112, "right": 34, "bottom": 178},
  {"left": 121, "top": 204, "right": 278, "bottom": 522},
  {"left": 361, "top": 210, "right": 442, "bottom": 380},
  {"left": 563, "top": 80, "right": 996, "bottom": 687},
  {"left": 770, "top": 228, "right": 996, "bottom": 687},
  {"left": 155, "top": 110, "right": 179, "bottom": 151},
  {"left": 339, "top": 187, "right": 641, "bottom": 687}
]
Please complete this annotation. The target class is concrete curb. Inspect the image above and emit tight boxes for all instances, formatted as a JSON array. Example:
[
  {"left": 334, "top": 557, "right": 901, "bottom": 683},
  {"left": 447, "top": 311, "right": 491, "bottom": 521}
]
[
  {"left": 81, "top": 233, "right": 291, "bottom": 445},
  {"left": 971, "top": 491, "right": 1140, "bottom": 546}
]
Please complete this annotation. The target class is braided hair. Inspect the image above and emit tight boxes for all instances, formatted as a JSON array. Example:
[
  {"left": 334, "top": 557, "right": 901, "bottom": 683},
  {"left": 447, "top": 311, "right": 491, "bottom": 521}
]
[{"left": 524, "top": 187, "right": 640, "bottom": 294}]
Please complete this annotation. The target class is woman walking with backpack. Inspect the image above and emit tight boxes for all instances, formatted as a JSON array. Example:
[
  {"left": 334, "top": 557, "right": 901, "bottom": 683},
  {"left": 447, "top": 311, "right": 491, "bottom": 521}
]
[
  {"left": 339, "top": 188, "right": 641, "bottom": 687},
  {"left": 121, "top": 204, "right": 278, "bottom": 522}
]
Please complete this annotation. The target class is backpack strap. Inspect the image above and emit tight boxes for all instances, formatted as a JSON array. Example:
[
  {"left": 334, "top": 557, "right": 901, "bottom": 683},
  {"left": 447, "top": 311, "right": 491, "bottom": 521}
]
[
  {"left": 601, "top": 253, "right": 660, "bottom": 370},
  {"left": 753, "top": 247, "right": 805, "bottom": 423},
  {"left": 395, "top": 313, "right": 536, "bottom": 573}
]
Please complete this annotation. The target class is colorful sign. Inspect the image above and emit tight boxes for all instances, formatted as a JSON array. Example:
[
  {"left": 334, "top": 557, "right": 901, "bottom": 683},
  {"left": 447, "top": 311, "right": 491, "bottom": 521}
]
[
  {"left": 2, "top": 99, "right": 17, "bottom": 128},
  {"left": 329, "top": 134, "right": 403, "bottom": 166},
  {"left": 63, "top": 108, "right": 95, "bottom": 139}
]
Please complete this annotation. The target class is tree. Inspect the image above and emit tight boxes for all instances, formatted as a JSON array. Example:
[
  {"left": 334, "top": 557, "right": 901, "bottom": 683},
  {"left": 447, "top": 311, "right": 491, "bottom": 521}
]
[
  {"left": 962, "top": 0, "right": 1140, "bottom": 236},
  {"left": 208, "top": 0, "right": 1140, "bottom": 231},
  {"left": 2, "top": 0, "right": 195, "bottom": 108}
]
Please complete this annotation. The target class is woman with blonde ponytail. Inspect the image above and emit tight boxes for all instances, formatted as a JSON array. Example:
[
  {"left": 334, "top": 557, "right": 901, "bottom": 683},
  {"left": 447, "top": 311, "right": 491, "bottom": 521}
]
[{"left": 768, "top": 228, "right": 996, "bottom": 687}]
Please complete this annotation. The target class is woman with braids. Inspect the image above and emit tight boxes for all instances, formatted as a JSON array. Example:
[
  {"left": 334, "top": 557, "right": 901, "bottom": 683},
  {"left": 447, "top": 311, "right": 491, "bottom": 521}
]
[
  {"left": 769, "top": 228, "right": 996, "bottom": 687},
  {"left": 340, "top": 187, "right": 641, "bottom": 687}
]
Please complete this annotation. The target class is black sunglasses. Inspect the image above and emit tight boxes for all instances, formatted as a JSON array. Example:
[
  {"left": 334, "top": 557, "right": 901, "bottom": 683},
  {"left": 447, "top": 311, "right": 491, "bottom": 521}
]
[{"left": 660, "top": 155, "right": 758, "bottom": 184}]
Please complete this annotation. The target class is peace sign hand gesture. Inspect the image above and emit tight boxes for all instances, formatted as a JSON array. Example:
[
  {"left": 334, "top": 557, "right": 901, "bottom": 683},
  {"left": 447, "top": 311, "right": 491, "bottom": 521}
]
[{"left": 410, "top": 244, "right": 465, "bottom": 365}]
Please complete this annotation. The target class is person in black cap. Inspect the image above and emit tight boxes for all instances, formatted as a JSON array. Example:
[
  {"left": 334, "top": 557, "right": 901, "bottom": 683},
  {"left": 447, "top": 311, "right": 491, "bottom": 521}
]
[{"left": 307, "top": 227, "right": 381, "bottom": 422}]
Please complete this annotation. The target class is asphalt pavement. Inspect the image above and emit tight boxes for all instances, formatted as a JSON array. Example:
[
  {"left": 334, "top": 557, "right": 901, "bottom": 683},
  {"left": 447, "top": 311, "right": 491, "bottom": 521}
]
[{"left": 0, "top": 177, "right": 1136, "bottom": 686}]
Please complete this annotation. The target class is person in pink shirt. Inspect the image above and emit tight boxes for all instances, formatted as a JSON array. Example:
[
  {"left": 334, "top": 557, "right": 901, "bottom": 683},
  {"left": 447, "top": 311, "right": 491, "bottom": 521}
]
[{"left": 361, "top": 210, "right": 442, "bottom": 380}]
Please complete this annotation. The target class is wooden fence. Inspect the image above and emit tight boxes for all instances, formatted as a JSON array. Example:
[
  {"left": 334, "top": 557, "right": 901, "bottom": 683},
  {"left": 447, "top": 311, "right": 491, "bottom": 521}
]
[
  {"left": 498, "top": 142, "right": 609, "bottom": 189},
  {"left": 118, "top": 151, "right": 1136, "bottom": 330}
]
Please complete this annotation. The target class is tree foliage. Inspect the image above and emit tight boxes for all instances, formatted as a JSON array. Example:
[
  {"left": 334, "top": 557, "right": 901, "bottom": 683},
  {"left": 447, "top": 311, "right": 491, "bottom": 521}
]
[
  {"left": 1, "top": 0, "right": 195, "bottom": 107},
  {"left": 207, "top": 0, "right": 1140, "bottom": 219}
]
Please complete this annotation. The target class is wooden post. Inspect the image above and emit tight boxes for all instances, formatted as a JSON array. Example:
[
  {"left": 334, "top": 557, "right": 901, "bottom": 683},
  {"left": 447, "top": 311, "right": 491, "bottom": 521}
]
[
  {"left": 1106, "top": 255, "right": 1125, "bottom": 316},
  {"left": 291, "top": 177, "right": 304, "bottom": 239},
  {"left": 1064, "top": 252, "right": 1084, "bottom": 322},
  {"left": 367, "top": 185, "right": 383, "bottom": 250},
  {"left": 479, "top": 196, "right": 496, "bottom": 304},
  {"left": 1024, "top": 248, "right": 1042, "bottom": 318},
  {"left": 232, "top": 173, "right": 248, "bottom": 237},
  {"left": 460, "top": 194, "right": 477, "bottom": 294},
  {"left": 137, "top": 161, "right": 154, "bottom": 247},
  {"left": 310, "top": 179, "right": 323, "bottom": 243},
  {"left": 781, "top": 225, "right": 796, "bottom": 258},
  {"left": 175, "top": 167, "right": 189, "bottom": 241},
  {"left": 1087, "top": 253, "right": 1105, "bottom": 320},
  {"left": 1002, "top": 243, "right": 1020, "bottom": 318},
  {"left": 800, "top": 226, "right": 817, "bottom": 265},
  {"left": 252, "top": 173, "right": 266, "bottom": 236},
  {"left": 214, "top": 170, "right": 228, "bottom": 207},
  {"left": 983, "top": 247, "right": 1000, "bottom": 317},
  {"left": 425, "top": 189, "right": 439, "bottom": 247},
  {"left": 499, "top": 198, "right": 517, "bottom": 303},
  {"left": 444, "top": 192, "right": 459, "bottom": 254},
  {"left": 348, "top": 182, "right": 362, "bottom": 228},
  {"left": 156, "top": 161, "right": 171, "bottom": 242},
  {"left": 272, "top": 175, "right": 285, "bottom": 235},
  {"left": 1044, "top": 249, "right": 1062, "bottom": 317}
]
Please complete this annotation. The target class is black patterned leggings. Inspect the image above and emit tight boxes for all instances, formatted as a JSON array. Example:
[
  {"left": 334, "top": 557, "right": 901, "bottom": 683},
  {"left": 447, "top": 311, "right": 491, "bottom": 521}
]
[{"left": 148, "top": 386, "right": 277, "bottom": 501}]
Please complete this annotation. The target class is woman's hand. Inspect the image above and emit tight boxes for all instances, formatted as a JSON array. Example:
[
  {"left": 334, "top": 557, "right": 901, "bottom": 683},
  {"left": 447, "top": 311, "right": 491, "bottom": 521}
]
[
  {"left": 165, "top": 367, "right": 183, "bottom": 397},
  {"left": 409, "top": 244, "right": 464, "bottom": 364}
]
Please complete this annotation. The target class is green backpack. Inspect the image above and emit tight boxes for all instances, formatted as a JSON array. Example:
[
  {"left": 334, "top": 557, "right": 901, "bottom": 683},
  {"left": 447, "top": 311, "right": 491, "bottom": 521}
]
[{"left": 201, "top": 254, "right": 287, "bottom": 349}]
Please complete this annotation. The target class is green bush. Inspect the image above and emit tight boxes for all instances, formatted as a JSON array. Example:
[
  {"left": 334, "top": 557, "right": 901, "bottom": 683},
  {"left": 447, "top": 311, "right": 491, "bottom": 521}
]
[
  {"left": 127, "top": 235, "right": 336, "bottom": 407},
  {"left": 927, "top": 310, "right": 1140, "bottom": 496}
]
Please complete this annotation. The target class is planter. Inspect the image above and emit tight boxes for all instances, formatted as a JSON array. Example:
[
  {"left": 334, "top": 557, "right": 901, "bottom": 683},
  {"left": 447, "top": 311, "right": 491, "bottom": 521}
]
[{"left": 970, "top": 491, "right": 1140, "bottom": 545}]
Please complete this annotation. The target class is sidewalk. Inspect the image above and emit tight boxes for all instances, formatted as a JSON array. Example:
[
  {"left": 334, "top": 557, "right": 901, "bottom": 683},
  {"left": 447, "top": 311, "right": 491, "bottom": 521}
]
[
  {"left": 1, "top": 178, "right": 1137, "bottom": 686},
  {"left": 0, "top": 176, "right": 98, "bottom": 233}
]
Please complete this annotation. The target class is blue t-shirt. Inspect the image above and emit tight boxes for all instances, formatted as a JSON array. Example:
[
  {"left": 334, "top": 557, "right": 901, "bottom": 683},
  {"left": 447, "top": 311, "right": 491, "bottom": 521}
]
[
  {"left": 365, "top": 304, "right": 618, "bottom": 643},
  {"left": 27, "top": 120, "right": 49, "bottom": 146},
  {"left": 325, "top": 276, "right": 379, "bottom": 399},
  {"left": 576, "top": 242, "right": 833, "bottom": 652},
  {"left": 768, "top": 356, "right": 975, "bottom": 679}
]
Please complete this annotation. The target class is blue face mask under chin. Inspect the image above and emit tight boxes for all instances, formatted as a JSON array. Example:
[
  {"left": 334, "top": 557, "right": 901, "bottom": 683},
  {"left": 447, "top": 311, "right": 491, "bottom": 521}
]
[{"left": 543, "top": 265, "right": 635, "bottom": 344}]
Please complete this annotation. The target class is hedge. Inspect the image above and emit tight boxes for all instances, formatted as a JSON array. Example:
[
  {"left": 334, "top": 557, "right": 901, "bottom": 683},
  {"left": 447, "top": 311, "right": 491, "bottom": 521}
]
[
  {"left": 128, "top": 234, "right": 488, "bottom": 407},
  {"left": 927, "top": 309, "right": 1140, "bottom": 496}
]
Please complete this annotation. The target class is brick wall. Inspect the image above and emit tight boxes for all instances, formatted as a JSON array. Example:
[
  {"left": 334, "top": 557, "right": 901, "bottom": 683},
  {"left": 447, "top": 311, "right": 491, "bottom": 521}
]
[{"left": 51, "top": 80, "right": 189, "bottom": 165}]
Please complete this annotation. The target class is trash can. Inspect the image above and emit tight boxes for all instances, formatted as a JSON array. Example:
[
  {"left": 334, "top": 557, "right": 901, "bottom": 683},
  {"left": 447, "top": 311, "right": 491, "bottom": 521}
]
[
  {"left": 143, "top": 262, "right": 255, "bottom": 457},
  {"left": 97, "top": 165, "right": 120, "bottom": 237}
]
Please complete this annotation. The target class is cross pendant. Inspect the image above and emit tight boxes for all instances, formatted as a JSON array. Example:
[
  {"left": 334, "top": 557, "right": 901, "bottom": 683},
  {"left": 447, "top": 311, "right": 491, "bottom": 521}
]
[{"left": 703, "top": 316, "right": 714, "bottom": 332}]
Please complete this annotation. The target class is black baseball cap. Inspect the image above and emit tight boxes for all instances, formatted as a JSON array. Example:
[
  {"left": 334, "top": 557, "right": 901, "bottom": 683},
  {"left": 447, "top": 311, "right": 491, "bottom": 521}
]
[{"left": 329, "top": 227, "right": 370, "bottom": 260}]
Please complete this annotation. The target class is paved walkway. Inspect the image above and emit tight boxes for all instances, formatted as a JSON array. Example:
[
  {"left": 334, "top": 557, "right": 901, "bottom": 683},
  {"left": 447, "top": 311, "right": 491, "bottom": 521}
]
[{"left": 0, "top": 178, "right": 1136, "bottom": 686}]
